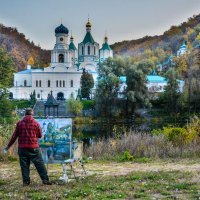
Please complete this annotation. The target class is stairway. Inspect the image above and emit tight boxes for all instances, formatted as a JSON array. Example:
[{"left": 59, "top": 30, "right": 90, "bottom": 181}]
[{"left": 33, "top": 100, "right": 70, "bottom": 117}]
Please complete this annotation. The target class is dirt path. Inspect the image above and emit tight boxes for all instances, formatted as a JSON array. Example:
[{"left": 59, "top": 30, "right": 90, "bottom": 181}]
[
  {"left": 85, "top": 161, "right": 200, "bottom": 176},
  {"left": 1, "top": 160, "right": 200, "bottom": 179}
]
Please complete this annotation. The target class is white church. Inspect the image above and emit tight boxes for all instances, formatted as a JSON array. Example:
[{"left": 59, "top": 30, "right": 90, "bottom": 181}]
[{"left": 10, "top": 20, "right": 113, "bottom": 100}]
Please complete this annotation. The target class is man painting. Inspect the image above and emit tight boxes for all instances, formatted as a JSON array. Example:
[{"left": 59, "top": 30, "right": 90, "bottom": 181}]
[{"left": 5, "top": 108, "right": 52, "bottom": 186}]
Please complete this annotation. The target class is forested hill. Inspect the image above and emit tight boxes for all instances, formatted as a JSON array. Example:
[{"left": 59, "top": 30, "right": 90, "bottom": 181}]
[
  {"left": 1, "top": 14, "right": 200, "bottom": 71},
  {"left": 111, "top": 14, "right": 200, "bottom": 57},
  {"left": 0, "top": 24, "right": 50, "bottom": 71}
]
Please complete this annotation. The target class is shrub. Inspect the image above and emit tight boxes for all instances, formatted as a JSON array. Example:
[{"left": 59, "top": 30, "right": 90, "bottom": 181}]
[
  {"left": 162, "top": 127, "right": 192, "bottom": 147},
  {"left": 82, "top": 100, "right": 95, "bottom": 110},
  {"left": 67, "top": 98, "right": 83, "bottom": 116},
  {"left": 186, "top": 116, "right": 200, "bottom": 137},
  {"left": 11, "top": 99, "right": 32, "bottom": 108},
  {"left": 119, "top": 150, "right": 134, "bottom": 162}
]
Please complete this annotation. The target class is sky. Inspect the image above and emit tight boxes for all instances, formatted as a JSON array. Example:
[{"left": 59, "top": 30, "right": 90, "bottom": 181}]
[{"left": 0, "top": 0, "right": 200, "bottom": 50}]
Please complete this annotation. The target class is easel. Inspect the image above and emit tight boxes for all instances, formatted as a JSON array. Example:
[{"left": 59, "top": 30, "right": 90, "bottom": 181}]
[{"left": 59, "top": 142, "right": 87, "bottom": 182}]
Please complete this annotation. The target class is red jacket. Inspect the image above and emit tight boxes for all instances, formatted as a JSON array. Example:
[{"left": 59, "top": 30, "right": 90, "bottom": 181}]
[{"left": 7, "top": 115, "right": 42, "bottom": 149}]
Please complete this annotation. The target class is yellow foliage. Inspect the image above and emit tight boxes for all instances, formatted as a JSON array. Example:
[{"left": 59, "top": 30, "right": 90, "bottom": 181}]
[
  {"left": 195, "top": 32, "right": 200, "bottom": 42},
  {"left": 162, "top": 127, "right": 196, "bottom": 147},
  {"left": 186, "top": 116, "right": 200, "bottom": 137}
]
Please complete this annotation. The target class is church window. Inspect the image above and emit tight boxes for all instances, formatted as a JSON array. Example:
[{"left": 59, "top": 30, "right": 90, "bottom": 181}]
[
  {"left": 56, "top": 80, "right": 58, "bottom": 87},
  {"left": 94, "top": 47, "right": 96, "bottom": 55},
  {"left": 37, "top": 93, "right": 40, "bottom": 99},
  {"left": 48, "top": 80, "right": 50, "bottom": 87},
  {"left": 82, "top": 46, "right": 84, "bottom": 55},
  {"left": 36, "top": 80, "right": 38, "bottom": 87},
  {"left": 70, "top": 80, "right": 73, "bottom": 87},
  {"left": 59, "top": 54, "right": 64, "bottom": 63},
  {"left": 24, "top": 80, "right": 27, "bottom": 87},
  {"left": 9, "top": 92, "right": 13, "bottom": 99},
  {"left": 63, "top": 80, "right": 65, "bottom": 87},
  {"left": 88, "top": 46, "right": 90, "bottom": 55},
  {"left": 60, "top": 80, "right": 62, "bottom": 87},
  {"left": 39, "top": 80, "right": 42, "bottom": 87}
]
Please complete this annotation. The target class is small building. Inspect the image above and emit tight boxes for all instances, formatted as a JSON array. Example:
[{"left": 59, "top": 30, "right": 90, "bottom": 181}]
[{"left": 118, "top": 73, "right": 184, "bottom": 98}]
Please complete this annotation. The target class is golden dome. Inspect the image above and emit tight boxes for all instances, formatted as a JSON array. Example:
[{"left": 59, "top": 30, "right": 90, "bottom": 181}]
[{"left": 86, "top": 19, "right": 92, "bottom": 28}]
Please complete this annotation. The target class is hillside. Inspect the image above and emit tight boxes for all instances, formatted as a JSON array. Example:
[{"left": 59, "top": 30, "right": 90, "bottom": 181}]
[
  {"left": 0, "top": 24, "right": 50, "bottom": 71},
  {"left": 111, "top": 14, "right": 200, "bottom": 58},
  {"left": 1, "top": 14, "right": 200, "bottom": 71}
]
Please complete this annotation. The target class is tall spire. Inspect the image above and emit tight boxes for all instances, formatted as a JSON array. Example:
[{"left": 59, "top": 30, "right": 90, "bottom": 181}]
[
  {"left": 104, "top": 32, "right": 108, "bottom": 43},
  {"left": 70, "top": 31, "right": 74, "bottom": 42}
]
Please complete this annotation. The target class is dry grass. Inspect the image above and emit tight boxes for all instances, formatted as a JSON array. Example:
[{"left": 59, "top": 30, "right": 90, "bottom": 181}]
[{"left": 84, "top": 132, "right": 200, "bottom": 160}]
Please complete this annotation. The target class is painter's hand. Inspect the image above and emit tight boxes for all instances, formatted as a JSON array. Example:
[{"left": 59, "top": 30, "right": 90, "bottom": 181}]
[{"left": 3, "top": 147, "right": 8, "bottom": 154}]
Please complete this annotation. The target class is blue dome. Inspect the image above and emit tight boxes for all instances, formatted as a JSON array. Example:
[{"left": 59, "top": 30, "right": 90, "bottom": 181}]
[{"left": 55, "top": 24, "right": 69, "bottom": 34}]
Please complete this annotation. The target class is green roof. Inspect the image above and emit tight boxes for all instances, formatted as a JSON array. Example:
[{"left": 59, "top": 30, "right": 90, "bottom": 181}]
[
  {"left": 82, "top": 32, "right": 95, "bottom": 44},
  {"left": 45, "top": 92, "right": 59, "bottom": 106},
  {"left": 69, "top": 42, "right": 77, "bottom": 51},
  {"left": 100, "top": 42, "right": 112, "bottom": 51}
]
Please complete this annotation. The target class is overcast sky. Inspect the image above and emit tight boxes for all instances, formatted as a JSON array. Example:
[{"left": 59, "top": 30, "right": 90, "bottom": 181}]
[{"left": 0, "top": 0, "right": 200, "bottom": 49}]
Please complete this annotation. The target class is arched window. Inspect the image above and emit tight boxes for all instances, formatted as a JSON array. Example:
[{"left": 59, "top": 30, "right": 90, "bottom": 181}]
[
  {"left": 36, "top": 80, "right": 38, "bottom": 87},
  {"left": 58, "top": 54, "right": 64, "bottom": 63},
  {"left": 70, "top": 80, "right": 73, "bottom": 87},
  {"left": 39, "top": 80, "right": 42, "bottom": 87},
  {"left": 48, "top": 80, "right": 50, "bottom": 87},
  {"left": 94, "top": 46, "right": 96, "bottom": 55},
  {"left": 37, "top": 93, "right": 40, "bottom": 99},
  {"left": 63, "top": 80, "right": 65, "bottom": 87},
  {"left": 9, "top": 92, "right": 13, "bottom": 99},
  {"left": 60, "top": 80, "right": 62, "bottom": 87},
  {"left": 82, "top": 46, "right": 84, "bottom": 55},
  {"left": 56, "top": 80, "right": 58, "bottom": 87},
  {"left": 88, "top": 46, "right": 90, "bottom": 55},
  {"left": 24, "top": 80, "right": 27, "bottom": 87}
]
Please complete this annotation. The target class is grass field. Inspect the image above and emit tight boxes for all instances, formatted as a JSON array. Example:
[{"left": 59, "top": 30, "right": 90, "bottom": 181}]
[{"left": 0, "top": 159, "right": 200, "bottom": 199}]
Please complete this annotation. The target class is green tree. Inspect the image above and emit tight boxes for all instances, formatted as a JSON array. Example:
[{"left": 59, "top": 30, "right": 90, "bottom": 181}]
[
  {"left": 0, "top": 89, "right": 14, "bottom": 122},
  {"left": 163, "top": 69, "right": 181, "bottom": 113},
  {"left": 186, "top": 47, "right": 200, "bottom": 112},
  {"left": 30, "top": 90, "right": 36, "bottom": 106},
  {"left": 126, "top": 61, "right": 150, "bottom": 115},
  {"left": 96, "top": 57, "right": 151, "bottom": 118},
  {"left": 0, "top": 48, "right": 16, "bottom": 88},
  {"left": 81, "top": 69, "right": 94, "bottom": 99},
  {"left": 95, "top": 71, "right": 120, "bottom": 117}
]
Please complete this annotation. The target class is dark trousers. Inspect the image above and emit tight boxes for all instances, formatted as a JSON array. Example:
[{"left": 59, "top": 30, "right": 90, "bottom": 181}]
[{"left": 18, "top": 148, "right": 49, "bottom": 183}]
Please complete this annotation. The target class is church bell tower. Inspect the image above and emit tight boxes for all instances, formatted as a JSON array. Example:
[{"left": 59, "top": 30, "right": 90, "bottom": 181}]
[{"left": 51, "top": 24, "right": 72, "bottom": 67}]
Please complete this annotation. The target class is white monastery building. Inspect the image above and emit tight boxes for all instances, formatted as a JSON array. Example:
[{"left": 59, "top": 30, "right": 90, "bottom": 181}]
[
  {"left": 10, "top": 20, "right": 113, "bottom": 100},
  {"left": 10, "top": 20, "right": 184, "bottom": 101}
]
